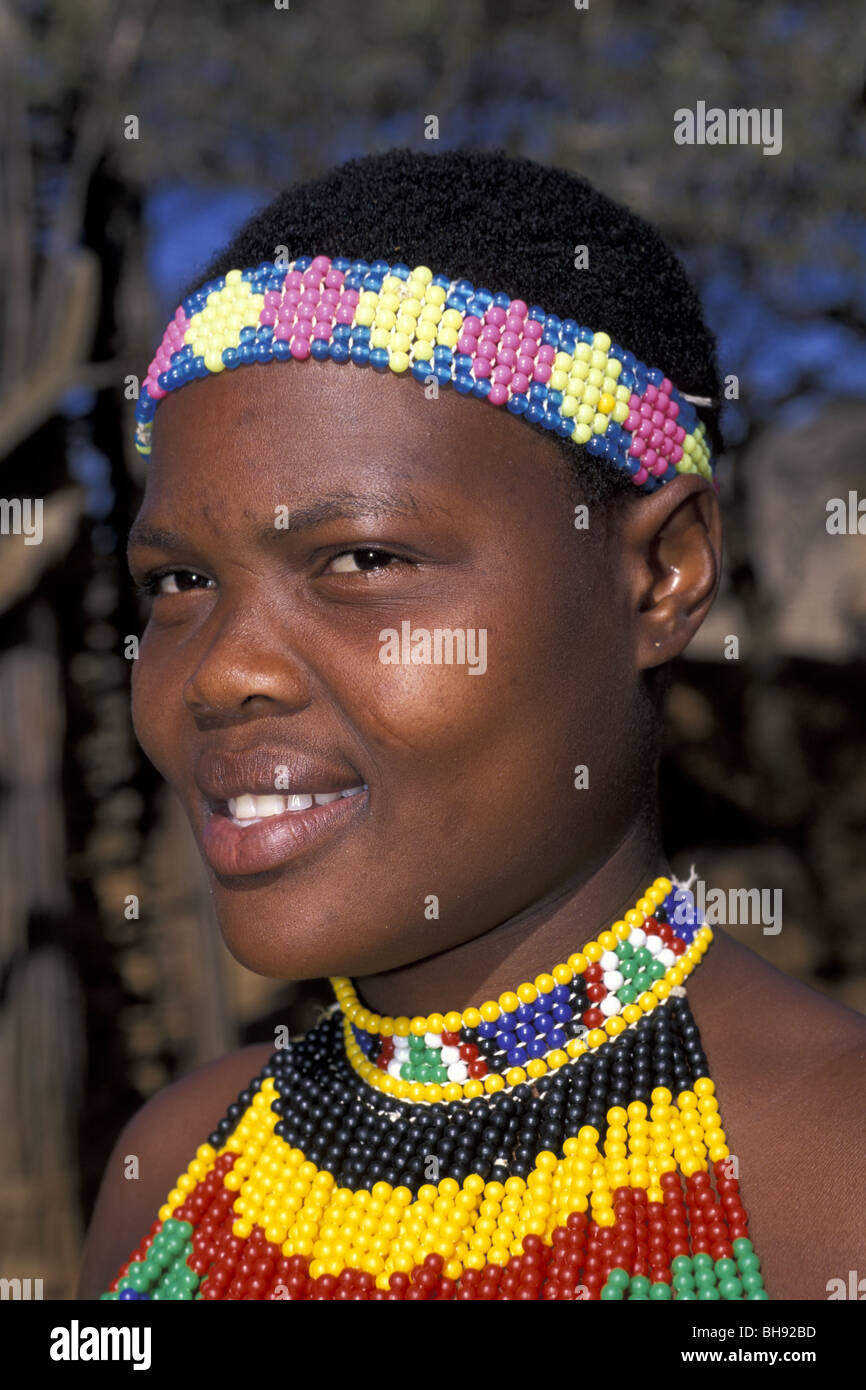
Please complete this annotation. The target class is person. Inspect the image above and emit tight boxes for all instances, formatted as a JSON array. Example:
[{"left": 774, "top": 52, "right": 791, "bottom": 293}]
[{"left": 76, "top": 146, "right": 866, "bottom": 1302}]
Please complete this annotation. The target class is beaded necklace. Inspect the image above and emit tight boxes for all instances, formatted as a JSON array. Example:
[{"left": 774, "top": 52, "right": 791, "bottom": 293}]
[{"left": 100, "top": 876, "right": 769, "bottom": 1301}]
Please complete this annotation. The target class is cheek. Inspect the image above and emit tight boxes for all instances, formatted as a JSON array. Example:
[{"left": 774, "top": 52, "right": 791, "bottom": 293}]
[{"left": 130, "top": 629, "right": 183, "bottom": 781}]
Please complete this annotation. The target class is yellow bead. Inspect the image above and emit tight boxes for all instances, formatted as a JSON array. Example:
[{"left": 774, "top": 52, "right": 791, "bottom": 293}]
[
  {"left": 462, "top": 1007, "right": 482, "bottom": 1029},
  {"left": 485, "top": 1073, "right": 505, "bottom": 1094},
  {"left": 654, "top": 876, "right": 673, "bottom": 894},
  {"left": 424, "top": 1084, "right": 444, "bottom": 1103},
  {"left": 427, "top": 1013, "right": 444, "bottom": 1034},
  {"left": 552, "top": 963, "right": 573, "bottom": 985},
  {"left": 463, "top": 1079, "right": 484, "bottom": 1099},
  {"left": 547, "top": 1049, "right": 568, "bottom": 1068},
  {"left": 567, "top": 953, "right": 587, "bottom": 975},
  {"left": 583, "top": 941, "right": 603, "bottom": 963},
  {"left": 410, "top": 1016, "right": 428, "bottom": 1036},
  {"left": 587, "top": 1028, "right": 607, "bottom": 1048},
  {"left": 506, "top": 1067, "right": 527, "bottom": 1087},
  {"left": 637, "top": 897, "right": 655, "bottom": 917},
  {"left": 534, "top": 973, "right": 555, "bottom": 994},
  {"left": 388, "top": 350, "right": 410, "bottom": 373},
  {"left": 394, "top": 1016, "right": 411, "bottom": 1036},
  {"left": 498, "top": 991, "right": 520, "bottom": 1013},
  {"left": 443, "top": 1011, "right": 463, "bottom": 1034},
  {"left": 598, "top": 393, "right": 615, "bottom": 414},
  {"left": 517, "top": 982, "right": 538, "bottom": 1004},
  {"left": 572, "top": 423, "right": 592, "bottom": 445},
  {"left": 480, "top": 1000, "right": 500, "bottom": 1023},
  {"left": 526, "top": 1058, "right": 548, "bottom": 1079},
  {"left": 443, "top": 1083, "right": 463, "bottom": 1102},
  {"left": 605, "top": 1015, "right": 626, "bottom": 1036},
  {"left": 694, "top": 1078, "right": 715, "bottom": 1097}
]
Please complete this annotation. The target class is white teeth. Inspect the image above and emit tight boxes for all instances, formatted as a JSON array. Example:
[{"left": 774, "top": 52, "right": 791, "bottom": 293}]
[{"left": 226, "top": 786, "right": 367, "bottom": 821}]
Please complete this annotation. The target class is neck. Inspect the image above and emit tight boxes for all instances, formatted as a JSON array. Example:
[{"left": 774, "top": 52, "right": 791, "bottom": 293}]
[{"left": 352, "top": 819, "right": 670, "bottom": 1019}]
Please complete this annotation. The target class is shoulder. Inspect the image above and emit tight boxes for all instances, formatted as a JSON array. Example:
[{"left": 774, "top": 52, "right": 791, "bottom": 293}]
[
  {"left": 692, "top": 932, "right": 866, "bottom": 1299},
  {"left": 75, "top": 1040, "right": 275, "bottom": 1300}
]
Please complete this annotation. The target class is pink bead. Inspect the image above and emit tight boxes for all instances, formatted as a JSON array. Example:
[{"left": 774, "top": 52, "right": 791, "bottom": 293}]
[
  {"left": 501, "top": 331, "right": 521, "bottom": 351},
  {"left": 486, "top": 306, "right": 507, "bottom": 327},
  {"left": 314, "top": 306, "right": 334, "bottom": 324},
  {"left": 536, "top": 344, "right": 556, "bottom": 364},
  {"left": 463, "top": 315, "right": 483, "bottom": 336},
  {"left": 661, "top": 377, "right": 673, "bottom": 394},
  {"left": 311, "top": 255, "right": 331, "bottom": 274},
  {"left": 264, "top": 291, "right": 282, "bottom": 308},
  {"left": 259, "top": 309, "right": 277, "bottom": 326},
  {"left": 284, "top": 288, "right": 302, "bottom": 307},
  {"left": 644, "top": 449, "right": 658, "bottom": 469},
  {"left": 505, "top": 317, "right": 524, "bottom": 336},
  {"left": 651, "top": 410, "right": 665, "bottom": 428},
  {"left": 638, "top": 420, "right": 653, "bottom": 440},
  {"left": 342, "top": 288, "right": 359, "bottom": 304},
  {"left": 472, "top": 357, "right": 492, "bottom": 379},
  {"left": 297, "top": 302, "right": 315, "bottom": 321},
  {"left": 497, "top": 347, "right": 517, "bottom": 369},
  {"left": 457, "top": 334, "right": 478, "bottom": 355},
  {"left": 285, "top": 271, "right": 303, "bottom": 289},
  {"left": 524, "top": 320, "right": 543, "bottom": 341},
  {"left": 322, "top": 287, "right": 340, "bottom": 306},
  {"left": 650, "top": 429, "right": 665, "bottom": 449},
  {"left": 519, "top": 337, "right": 539, "bottom": 358},
  {"left": 656, "top": 391, "right": 670, "bottom": 410},
  {"left": 639, "top": 403, "right": 652, "bottom": 418},
  {"left": 492, "top": 365, "right": 513, "bottom": 385},
  {"left": 274, "top": 323, "right": 291, "bottom": 341},
  {"left": 480, "top": 324, "right": 501, "bottom": 342},
  {"left": 290, "top": 337, "right": 311, "bottom": 359},
  {"left": 633, "top": 466, "right": 649, "bottom": 486},
  {"left": 510, "top": 300, "right": 528, "bottom": 318},
  {"left": 629, "top": 394, "right": 642, "bottom": 411},
  {"left": 663, "top": 419, "right": 677, "bottom": 437},
  {"left": 670, "top": 444, "right": 683, "bottom": 464},
  {"left": 652, "top": 458, "right": 668, "bottom": 476},
  {"left": 644, "top": 384, "right": 658, "bottom": 404},
  {"left": 533, "top": 362, "right": 552, "bottom": 384},
  {"left": 477, "top": 340, "right": 497, "bottom": 362},
  {"left": 512, "top": 372, "right": 530, "bottom": 393},
  {"left": 302, "top": 268, "right": 321, "bottom": 288},
  {"left": 312, "top": 323, "right": 331, "bottom": 340},
  {"left": 517, "top": 356, "right": 535, "bottom": 375},
  {"left": 335, "top": 304, "right": 355, "bottom": 324},
  {"left": 325, "top": 269, "right": 345, "bottom": 289},
  {"left": 628, "top": 437, "right": 646, "bottom": 457},
  {"left": 147, "top": 377, "right": 167, "bottom": 400},
  {"left": 173, "top": 306, "right": 186, "bottom": 323},
  {"left": 668, "top": 400, "right": 680, "bottom": 420},
  {"left": 674, "top": 426, "right": 686, "bottom": 444},
  {"left": 488, "top": 383, "right": 509, "bottom": 405},
  {"left": 625, "top": 412, "right": 641, "bottom": 432},
  {"left": 661, "top": 437, "right": 674, "bottom": 457}
]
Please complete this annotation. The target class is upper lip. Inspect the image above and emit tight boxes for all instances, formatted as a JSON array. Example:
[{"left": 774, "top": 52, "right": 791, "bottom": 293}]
[{"left": 195, "top": 747, "right": 364, "bottom": 807}]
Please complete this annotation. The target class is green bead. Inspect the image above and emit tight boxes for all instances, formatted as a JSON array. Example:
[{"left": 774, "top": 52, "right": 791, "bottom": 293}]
[
  {"left": 720, "top": 1276, "right": 744, "bottom": 1299},
  {"left": 693, "top": 1252, "right": 713, "bottom": 1271},
  {"left": 650, "top": 961, "right": 665, "bottom": 980},
  {"left": 671, "top": 1255, "right": 693, "bottom": 1274},
  {"left": 649, "top": 1282, "right": 672, "bottom": 1299},
  {"left": 741, "top": 1271, "right": 765, "bottom": 1293},
  {"left": 608, "top": 1267, "right": 630, "bottom": 1288},
  {"left": 698, "top": 1285, "right": 721, "bottom": 1299},
  {"left": 634, "top": 947, "right": 652, "bottom": 966},
  {"left": 737, "top": 1252, "right": 761, "bottom": 1273},
  {"left": 732, "top": 1237, "right": 753, "bottom": 1257},
  {"left": 747, "top": 1289, "right": 769, "bottom": 1299},
  {"left": 400, "top": 1063, "right": 413, "bottom": 1080},
  {"left": 434, "top": 1066, "right": 448, "bottom": 1083},
  {"left": 695, "top": 1269, "right": 717, "bottom": 1288},
  {"left": 673, "top": 1272, "right": 696, "bottom": 1292},
  {"left": 601, "top": 1284, "right": 624, "bottom": 1299},
  {"left": 173, "top": 1220, "right": 193, "bottom": 1238},
  {"left": 629, "top": 1293, "right": 650, "bottom": 1300},
  {"left": 409, "top": 1034, "right": 425, "bottom": 1051},
  {"left": 629, "top": 1275, "right": 650, "bottom": 1295},
  {"left": 675, "top": 1289, "right": 698, "bottom": 1300},
  {"left": 618, "top": 942, "right": 634, "bottom": 959},
  {"left": 715, "top": 1257, "right": 737, "bottom": 1279},
  {"left": 99, "top": 1292, "right": 119, "bottom": 1300},
  {"left": 618, "top": 985, "right": 637, "bottom": 1005}
]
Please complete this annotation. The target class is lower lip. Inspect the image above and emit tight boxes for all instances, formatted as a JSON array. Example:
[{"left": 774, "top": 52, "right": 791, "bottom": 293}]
[{"left": 201, "top": 791, "right": 369, "bottom": 876}]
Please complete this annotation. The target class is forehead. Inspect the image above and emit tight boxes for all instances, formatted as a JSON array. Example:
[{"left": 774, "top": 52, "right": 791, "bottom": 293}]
[{"left": 147, "top": 357, "right": 570, "bottom": 504}]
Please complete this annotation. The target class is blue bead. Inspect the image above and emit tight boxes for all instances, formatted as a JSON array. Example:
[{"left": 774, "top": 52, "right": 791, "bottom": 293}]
[
  {"left": 515, "top": 1004, "right": 534, "bottom": 1024},
  {"left": 254, "top": 341, "right": 272, "bottom": 362},
  {"left": 497, "top": 1032, "right": 517, "bottom": 1054},
  {"left": 454, "top": 373, "right": 475, "bottom": 395},
  {"left": 328, "top": 342, "right": 349, "bottom": 364},
  {"left": 647, "top": 366, "right": 664, "bottom": 385},
  {"left": 431, "top": 274, "right": 451, "bottom": 289},
  {"left": 310, "top": 338, "right": 330, "bottom": 361},
  {"left": 332, "top": 323, "right": 351, "bottom": 341},
  {"left": 552, "top": 984, "right": 570, "bottom": 1003},
  {"left": 493, "top": 292, "right": 511, "bottom": 309},
  {"left": 222, "top": 347, "right": 240, "bottom": 369},
  {"left": 528, "top": 1036, "right": 548, "bottom": 1059},
  {"left": 454, "top": 353, "right": 473, "bottom": 371},
  {"left": 548, "top": 1028, "right": 567, "bottom": 1049},
  {"left": 528, "top": 382, "right": 547, "bottom": 402},
  {"left": 548, "top": 388, "right": 564, "bottom": 406},
  {"left": 432, "top": 345, "right": 453, "bottom": 362},
  {"left": 346, "top": 343, "right": 368, "bottom": 367},
  {"left": 156, "top": 372, "right": 169, "bottom": 390},
  {"left": 272, "top": 340, "right": 291, "bottom": 361},
  {"left": 258, "top": 326, "right": 274, "bottom": 342},
  {"left": 453, "top": 278, "right": 474, "bottom": 295},
  {"left": 369, "top": 348, "right": 390, "bottom": 371},
  {"left": 446, "top": 294, "right": 468, "bottom": 313},
  {"left": 506, "top": 393, "right": 529, "bottom": 415},
  {"left": 472, "top": 378, "right": 491, "bottom": 400},
  {"left": 662, "top": 465, "right": 677, "bottom": 482},
  {"left": 410, "top": 361, "right": 429, "bottom": 383},
  {"left": 516, "top": 1023, "right": 535, "bottom": 1043},
  {"left": 477, "top": 1020, "right": 498, "bottom": 1039},
  {"left": 498, "top": 1010, "right": 517, "bottom": 1032},
  {"left": 434, "top": 365, "right": 452, "bottom": 387},
  {"left": 534, "top": 1014, "right": 554, "bottom": 1036},
  {"left": 119, "top": 1289, "right": 140, "bottom": 1300},
  {"left": 239, "top": 326, "right": 257, "bottom": 342},
  {"left": 544, "top": 314, "right": 562, "bottom": 334},
  {"left": 391, "top": 263, "right": 411, "bottom": 279},
  {"left": 553, "top": 1004, "right": 572, "bottom": 1024},
  {"left": 562, "top": 318, "right": 579, "bottom": 339},
  {"left": 528, "top": 305, "right": 546, "bottom": 322},
  {"left": 332, "top": 257, "right": 351, "bottom": 272},
  {"left": 293, "top": 256, "right": 312, "bottom": 271}
]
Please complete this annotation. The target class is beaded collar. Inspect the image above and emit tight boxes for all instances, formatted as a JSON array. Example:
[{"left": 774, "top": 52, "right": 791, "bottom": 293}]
[
  {"left": 100, "top": 874, "right": 771, "bottom": 1301},
  {"left": 134, "top": 255, "right": 715, "bottom": 494}
]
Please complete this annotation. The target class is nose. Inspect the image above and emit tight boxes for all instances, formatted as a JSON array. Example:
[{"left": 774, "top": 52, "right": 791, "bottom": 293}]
[{"left": 182, "top": 606, "right": 312, "bottom": 720}]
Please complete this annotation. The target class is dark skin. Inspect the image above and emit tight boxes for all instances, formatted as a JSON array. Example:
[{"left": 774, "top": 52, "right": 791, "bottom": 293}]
[{"left": 76, "top": 359, "right": 866, "bottom": 1299}]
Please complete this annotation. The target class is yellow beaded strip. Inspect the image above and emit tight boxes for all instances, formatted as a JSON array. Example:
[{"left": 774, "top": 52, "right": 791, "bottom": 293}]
[
  {"left": 160, "top": 1076, "right": 729, "bottom": 1288},
  {"left": 331, "top": 877, "right": 713, "bottom": 1103}
]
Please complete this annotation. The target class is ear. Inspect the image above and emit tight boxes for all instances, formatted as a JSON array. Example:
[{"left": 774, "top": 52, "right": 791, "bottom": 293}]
[{"left": 619, "top": 476, "right": 723, "bottom": 669}]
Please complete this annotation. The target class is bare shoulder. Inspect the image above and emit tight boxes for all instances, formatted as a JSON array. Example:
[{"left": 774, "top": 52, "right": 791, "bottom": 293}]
[
  {"left": 693, "top": 934, "right": 866, "bottom": 1299},
  {"left": 75, "top": 1040, "right": 275, "bottom": 1300}
]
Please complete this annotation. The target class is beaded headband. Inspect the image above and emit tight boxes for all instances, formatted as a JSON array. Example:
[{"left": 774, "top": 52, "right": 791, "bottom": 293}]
[{"left": 134, "top": 255, "right": 716, "bottom": 493}]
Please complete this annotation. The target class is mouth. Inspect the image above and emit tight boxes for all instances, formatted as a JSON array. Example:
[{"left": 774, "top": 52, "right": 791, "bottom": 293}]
[{"left": 201, "top": 784, "right": 369, "bottom": 876}]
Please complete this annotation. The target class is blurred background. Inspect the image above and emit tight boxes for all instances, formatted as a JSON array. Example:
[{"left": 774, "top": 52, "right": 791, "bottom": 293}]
[{"left": 1, "top": 0, "right": 864, "bottom": 1297}]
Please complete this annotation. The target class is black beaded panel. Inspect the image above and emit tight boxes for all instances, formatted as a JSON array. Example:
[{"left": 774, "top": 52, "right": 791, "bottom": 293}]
[{"left": 207, "top": 994, "right": 710, "bottom": 1199}]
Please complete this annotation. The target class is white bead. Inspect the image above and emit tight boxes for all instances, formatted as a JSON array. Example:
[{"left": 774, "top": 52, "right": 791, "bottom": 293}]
[
  {"left": 387, "top": 1059, "right": 403, "bottom": 1078},
  {"left": 440, "top": 1045, "right": 460, "bottom": 1064},
  {"left": 447, "top": 1062, "right": 469, "bottom": 1082},
  {"left": 600, "top": 994, "right": 622, "bottom": 1016},
  {"left": 629, "top": 928, "right": 647, "bottom": 948},
  {"left": 424, "top": 1031, "right": 442, "bottom": 1048},
  {"left": 599, "top": 950, "right": 619, "bottom": 971},
  {"left": 393, "top": 1041, "right": 410, "bottom": 1059},
  {"left": 658, "top": 948, "right": 677, "bottom": 968},
  {"left": 602, "top": 970, "right": 624, "bottom": 991},
  {"left": 645, "top": 934, "right": 663, "bottom": 956}
]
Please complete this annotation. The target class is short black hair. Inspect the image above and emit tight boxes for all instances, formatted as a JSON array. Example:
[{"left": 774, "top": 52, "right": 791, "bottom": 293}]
[{"left": 182, "top": 146, "right": 722, "bottom": 505}]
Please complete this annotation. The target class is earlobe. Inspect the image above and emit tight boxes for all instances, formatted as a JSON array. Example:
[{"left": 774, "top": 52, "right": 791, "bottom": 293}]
[{"left": 627, "top": 477, "right": 722, "bottom": 670}]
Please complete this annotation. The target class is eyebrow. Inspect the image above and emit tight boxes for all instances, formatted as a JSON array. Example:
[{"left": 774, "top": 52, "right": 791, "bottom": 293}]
[{"left": 126, "top": 489, "right": 434, "bottom": 555}]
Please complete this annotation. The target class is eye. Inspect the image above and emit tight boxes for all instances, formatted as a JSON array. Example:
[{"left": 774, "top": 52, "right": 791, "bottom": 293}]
[
  {"left": 134, "top": 568, "right": 215, "bottom": 598},
  {"left": 321, "top": 548, "right": 414, "bottom": 576}
]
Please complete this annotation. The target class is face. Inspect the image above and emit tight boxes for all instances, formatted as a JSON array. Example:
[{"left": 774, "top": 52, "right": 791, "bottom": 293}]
[{"left": 127, "top": 359, "right": 648, "bottom": 980}]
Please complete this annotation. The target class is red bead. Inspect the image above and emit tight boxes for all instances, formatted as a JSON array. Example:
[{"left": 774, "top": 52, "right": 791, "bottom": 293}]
[
  {"left": 441, "top": 1030, "right": 461, "bottom": 1046},
  {"left": 583, "top": 1008, "right": 604, "bottom": 1028}
]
